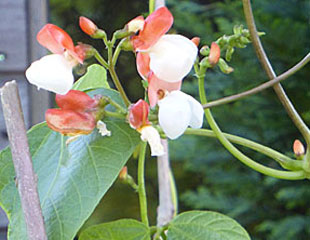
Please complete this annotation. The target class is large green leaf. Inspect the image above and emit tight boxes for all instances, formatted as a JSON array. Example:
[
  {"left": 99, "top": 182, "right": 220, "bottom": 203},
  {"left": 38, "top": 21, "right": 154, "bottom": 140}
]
[
  {"left": 73, "top": 64, "right": 110, "bottom": 91},
  {"left": 0, "top": 89, "right": 139, "bottom": 240},
  {"left": 167, "top": 211, "right": 251, "bottom": 240},
  {"left": 79, "top": 219, "right": 150, "bottom": 240}
]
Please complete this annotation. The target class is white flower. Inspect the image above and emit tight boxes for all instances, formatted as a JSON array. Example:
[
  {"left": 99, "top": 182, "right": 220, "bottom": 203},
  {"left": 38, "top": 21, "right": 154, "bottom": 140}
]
[
  {"left": 158, "top": 91, "right": 204, "bottom": 139},
  {"left": 140, "top": 126, "right": 165, "bottom": 156},
  {"left": 97, "top": 120, "right": 111, "bottom": 137},
  {"left": 25, "top": 54, "right": 74, "bottom": 95},
  {"left": 148, "top": 34, "right": 198, "bottom": 83}
]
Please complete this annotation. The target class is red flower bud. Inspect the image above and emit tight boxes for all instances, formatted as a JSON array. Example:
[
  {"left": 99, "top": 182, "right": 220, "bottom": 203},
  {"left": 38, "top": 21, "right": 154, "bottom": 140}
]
[
  {"left": 56, "top": 90, "right": 98, "bottom": 112},
  {"left": 293, "top": 139, "right": 305, "bottom": 157},
  {"left": 209, "top": 42, "right": 221, "bottom": 66},
  {"left": 119, "top": 166, "right": 128, "bottom": 180},
  {"left": 128, "top": 99, "right": 150, "bottom": 129},
  {"left": 79, "top": 16, "right": 98, "bottom": 36},
  {"left": 46, "top": 109, "right": 96, "bottom": 135},
  {"left": 191, "top": 37, "right": 200, "bottom": 47}
]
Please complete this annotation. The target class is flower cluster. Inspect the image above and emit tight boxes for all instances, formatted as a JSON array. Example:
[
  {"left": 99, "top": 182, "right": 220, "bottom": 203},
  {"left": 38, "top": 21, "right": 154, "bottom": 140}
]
[
  {"left": 128, "top": 7, "right": 204, "bottom": 140},
  {"left": 25, "top": 6, "right": 205, "bottom": 156}
]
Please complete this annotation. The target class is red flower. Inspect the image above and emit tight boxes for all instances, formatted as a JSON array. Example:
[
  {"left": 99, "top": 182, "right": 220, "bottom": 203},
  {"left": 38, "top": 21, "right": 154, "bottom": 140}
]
[
  {"left": 37, "top": 24, "right": 83, "bottom": 63},
  {"left": 127, "top": 7, "right": 197, "bottom": 107},
  {"left": 46, "top": 90, "right": 98, "bottom": 135}
]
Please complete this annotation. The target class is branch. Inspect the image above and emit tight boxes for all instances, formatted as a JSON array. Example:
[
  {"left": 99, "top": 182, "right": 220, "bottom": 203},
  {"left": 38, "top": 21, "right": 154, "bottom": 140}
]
[
  {"left": 242, "top": 0, "right": 310, "bottom": 145},
  {"left": 203, "top": 52, "right": 310, "bottom": 109},
  {"left": 0, "top": 81, "right": 47, "bottom": 240},
  {"left": 157, "top": 139, "right": 175, "bottom": 227}
]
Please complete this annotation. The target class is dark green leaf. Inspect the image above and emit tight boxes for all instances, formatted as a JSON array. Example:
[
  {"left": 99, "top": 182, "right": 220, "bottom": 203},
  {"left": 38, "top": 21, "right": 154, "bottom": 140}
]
[
  {"left": 167, "top": 211, "right": 250, "bottom": 240},
  {"left": 79, "top": 219, "right": 150, "bottom": 240}
]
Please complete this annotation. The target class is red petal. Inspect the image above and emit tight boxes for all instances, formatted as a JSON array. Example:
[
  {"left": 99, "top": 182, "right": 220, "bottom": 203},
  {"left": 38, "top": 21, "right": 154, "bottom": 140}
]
[
  {"left": 136, "top": 52, "right": 151, "bottom": 80},
  {"left": 79, "top": 16, "right": 98, "bottom": 36},
  {"left": 46, "top": 109, "right": 96, "bottom": 135},
  {"left": 128, "top": 99, "right": 150, "bottom": 129},
  {"left": 131, "top": 7, "right": 173, "bottom": 51},
  {"left": 148, "top": 73, "right": 182, "bottom": 107},
  {"left": 56, "top": 90, "right": 97, "bottom": 112},
  {"left": 37, "top": 24, "right": 75, "bottom": 54}
]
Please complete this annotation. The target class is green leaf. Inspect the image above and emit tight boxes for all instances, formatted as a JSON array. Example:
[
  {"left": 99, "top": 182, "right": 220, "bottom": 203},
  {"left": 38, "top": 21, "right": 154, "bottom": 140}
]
[
  {"left": 0, "top": 89, "right": 140, "bottom": 240},
  {"left": 73, "top": 64, "right": 110, "bottom": 91},
  {"left": 167, "top": 211, "right": 251, "bottom": 240},
  {"left": 79, "top": 219, "right": 150, "bottom": 240}
]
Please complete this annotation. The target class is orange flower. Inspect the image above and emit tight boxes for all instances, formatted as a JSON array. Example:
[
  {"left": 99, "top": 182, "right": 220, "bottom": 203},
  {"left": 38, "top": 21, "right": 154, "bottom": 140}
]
[{"left": 46, "top": 90, "right": 98, "bottom": 136}]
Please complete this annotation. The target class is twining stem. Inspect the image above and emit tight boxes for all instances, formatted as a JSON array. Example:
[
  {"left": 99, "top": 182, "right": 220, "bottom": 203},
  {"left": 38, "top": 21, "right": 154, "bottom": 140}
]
[
  {"left": 106, "top": 41, "right": 131, "bottom": 107},
  {"left": 94, "top": 50, "right": 109, "bottom": 69},
  {"left": 149, "top": 0, "right": 155, "bottom": 14},
  {"left": 203, "top": 53, "right": 310, "bottom": 109},
  {"left": 138, "top": 141, "right": 149, "bottom": 226},
  {"left": 185, "top": 128, "right": 302, "bottom": 170},
  {"left": 104, "top": 111, "right": 126, "bottom": 119},
  {"left": 197, "top": 70, "right": 305, "bottom": 180},
  {"left": 112, "top": 39, "right": 126, "bottom": 66},
  {"left": 242, "top": 0, "right": 310, "bottom": 146}
]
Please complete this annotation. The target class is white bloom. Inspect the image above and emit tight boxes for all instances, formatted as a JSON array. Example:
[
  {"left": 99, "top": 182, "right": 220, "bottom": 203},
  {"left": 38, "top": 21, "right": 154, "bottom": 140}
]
[
  {"left": 97, "top": 120, "right": 111, "bottom": 137},
  {"left": 140, "top": 126, "right": 164, "bottom": 156},
  {"left": 158, "top": 91, "right": 204, "bottom": 139},
  {"left": 25, "top": 54, "right": 74, "bottom": 95},
  {"left": 148, "top": 34, "right": 198, "bottom": 83}
]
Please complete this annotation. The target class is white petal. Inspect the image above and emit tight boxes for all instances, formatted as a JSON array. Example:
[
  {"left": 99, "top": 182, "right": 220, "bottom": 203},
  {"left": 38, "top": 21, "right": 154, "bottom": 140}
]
[
  {"left": 158, "top": 91, "right": 191, "bottom": 139},
  {"left": 148, "top": 34, "right": 198, "bottom": 83},
  {"left": 97, "top": 120, "right": 111, "bottom": 137},
  {"left": 185, "top": 94, "right": 204, "bottom": 128},
  {"left": 25, "top": 54, "right": 74, "bottom": 95},
  {"left": 140, "top": 126, "right": 164, "bottom": 156}
]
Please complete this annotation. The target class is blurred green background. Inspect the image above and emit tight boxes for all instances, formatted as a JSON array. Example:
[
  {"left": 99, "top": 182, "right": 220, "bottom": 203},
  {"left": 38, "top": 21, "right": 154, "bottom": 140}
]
[{"left": 49, "top": 0, "right": 310, "bottom": 239}]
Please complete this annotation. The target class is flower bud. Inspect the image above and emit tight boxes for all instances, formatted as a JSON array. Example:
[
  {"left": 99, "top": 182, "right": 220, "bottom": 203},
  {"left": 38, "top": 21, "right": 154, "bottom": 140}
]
[
  {"left": 208, "top": 42, "right": 221, "bottom": 66},
  {"left": 200, "top": 45, "right": 210, "bottom": 56},
  {"left": 225, "top": 46, "right": 234, "bottom": 62},
  {"left": 79, "top": 16, "right": 98, "bottom": 36},
  {"left": 128, "top": 100, "right": 150, "bottom": 129},
  {"left": 119, "top": 166, "right": 128, "bottom": 180},
  {"left": 293, "top": 140, "right": 305, "bottom": 158},
  {"left": 191, "top": 37, "right": 200, "bottom": 47},
  {"left": 74, "top": 43, "right": 95, "bottom": 61},
  {"left": 218, "top": 58, "right": 234, "bottom": 74}
]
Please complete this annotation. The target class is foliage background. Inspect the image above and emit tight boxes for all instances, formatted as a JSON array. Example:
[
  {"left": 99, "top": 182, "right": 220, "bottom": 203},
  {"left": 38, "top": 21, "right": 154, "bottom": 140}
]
[{"left": 49, "top": 0, "right": 310, "bottom": 239}]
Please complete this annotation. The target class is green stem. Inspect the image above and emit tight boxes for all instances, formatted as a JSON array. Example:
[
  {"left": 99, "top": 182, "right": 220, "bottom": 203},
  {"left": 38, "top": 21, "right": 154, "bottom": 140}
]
[
  {"left": 104, "top": 111, "right": 126, "bottom": 119},
  {"left": 104, "top": 96, "right": 127, "bottom": 114},
  {"left": 185, "top": 128, "right": 302, "bottom": 171},
  {"left": 107, "top": 42, "right": 131, "bottom": 107},
  {"left": 197, "top": 70, "right": 305, "bottom": 180},
  {"left": 112, "top": 39, "right": 126, "bottom": 66},
  {"left": 94, "top": 50, "right": 109, "bottom": 69},
  {"left": 149, "top": 0, "right": 155, "bottom": 14},
  {"left": 203, "top": 53, "right": 310, "bottom": 109},
  {"left": 242, "top": 0, "right": 310, "bottom": 146},
  {"left": 138, "top": 141, "right": 149, "bottom": 226}
]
